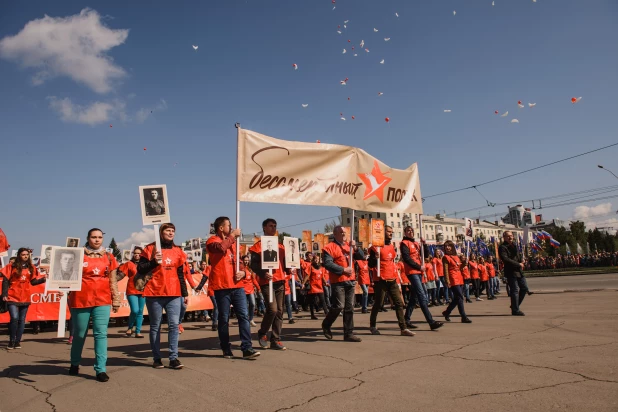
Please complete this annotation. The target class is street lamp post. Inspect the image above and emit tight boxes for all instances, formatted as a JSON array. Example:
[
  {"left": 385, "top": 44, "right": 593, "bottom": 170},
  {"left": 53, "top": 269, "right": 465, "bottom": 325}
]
[{"left": 598, "top": 165, "right": 618, "bottom": 180}]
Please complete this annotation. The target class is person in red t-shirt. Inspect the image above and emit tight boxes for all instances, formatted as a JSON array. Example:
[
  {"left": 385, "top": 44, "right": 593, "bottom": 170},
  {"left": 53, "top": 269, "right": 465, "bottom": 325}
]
[
  {"left": 68, "top": 228, "right": 121, "bottom": 382},
  {"left": 441, "top": 241, "right": 471, "bottom": 323},
  {"left": 250, "top": 218, "right": 289, "bottom": 351},
  {"left": 303, "top": 254, "right": 328, "bottom": 319},
  {"left": 368, "top": 226, "right": 415, "bottom": 337},
  {"left": 136, "top": 223, "right": 190, "bottom": 369},
  {"left": 355, "top": 255, "right": 371, "bottom": 313},
  {"left": 1, "top": 247, "right": 46, "bottom": 350},
  {"left": 117, "top": 246, "right": 146, "bottom": 338},
  {"left": 242, "top": 255, "right": 260, "bottom": 327},
  {"left": 206, "top": 216, "right": 260, "bottom": 359}
]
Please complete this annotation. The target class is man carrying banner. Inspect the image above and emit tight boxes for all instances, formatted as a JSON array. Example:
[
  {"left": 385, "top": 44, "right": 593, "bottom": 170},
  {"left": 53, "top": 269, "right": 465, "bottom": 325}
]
[
  {"left": 321, "top": 225, "right": 365, "bottom": 342},
  {"left": 250, "top": 218, "right": 288, "bottom": 351},
  {"left": 368, "top": 226, "right": 416, "bottom": 336},
  {"left": 206, "top": 217, "right": 260, "bottom": 359},
  {"left": 401, "top": 226, "right": 444, "bottom": 331},
  {"left": 498, "top": 231, "right": 528, "bottom": 316}
]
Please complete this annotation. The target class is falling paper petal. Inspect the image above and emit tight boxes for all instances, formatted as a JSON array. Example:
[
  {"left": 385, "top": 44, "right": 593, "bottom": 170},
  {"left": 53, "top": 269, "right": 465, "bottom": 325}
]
[
  {"left": 374, "top": 28, "right": 378, "bottom": 32},
  {"left": 365, "top": 48, "right": 370, "bottom": 52},
  {"left": 444, "top": 110, "right": 452, "bottom": 113},
  {"left": 571, "top": 97, "right": 582, "bottom": 104},
  {"left": 192, "top": 45, "right": 198, "bottom": 50},
  {"left": 453, "top": 10, "right": 456, "bottom": 15},
  {"left": 351, "top": 46, "right": 355, "bottom": 50},
  {"left": 360, "top": 40, "right": 365, "bottom": 48},
  {"left": 316, "top": 140, "right": 321, "bottom": 143},
  {"left": 338, "top": 25, "right": 340, "bottom": 28},
  {"left": 528, "top": 103, "right": 536, "bottom": 107},
  {"left": 395, "top": 12, "right": 399, "bottom": 17},
  {"left": 518, "top": 104, "right": 525, "bottom": 108},
  {"left": 353, "top": 54, "right": 358, "bottom": 56},
  {"left": 293, "top": 64, "right": 298, "bottom": 70},
  {"left": 384, "top": 37, "right": 391, "bottom": 41},
  {"left": 511, "top": 119, "right": 519, "bottom": 123},
  {"left": 340, "top": 113, "right": 343, "bottom": 116},
  {"left": 378, "top": 92, "right": 383, "bottom": 96},
  {"left": 302, "top": 104, "right": 309, "bottom": 108},
  {"left": 347, "top": 97, "right": 350, "bottom": 100},
  {"left": 351, "top": 116, "right": 355, "bottom": 120},
  {"left": 344, "top": 20, "right": 349, "bottom": 23},
  {"left": 340, "top": 117, "right": 346, "bottom": 121},
  {"left": 385, "top": 117, "right": 390, "bottom": 123},
  {"left": 494, "top": 110, "right": 499, "bottom": 114},
  {"left": 337, "top": 30, "right": 342, "bottom": 34},
  {"left": 348, "top": 39, "right": 351, "bottom": 42},
  {"left": 342, "top": 49, "right": 347, "bottom": 54},
  {"left": 143, "top": 147, "right": 147, "bottom": 151},
  {"left": 109, "top": 124, "right": 112, "bottom": 128},
  {"left": 492, "top": 1, "right": 495, "bottom": 5},
  {"left": 517, "top": 100, "right": 522, "bottom": 105},
  {"left": 501, "top": 111, "right": 509, "bottom": 117},
  {"left": 380, "top": 59, "right": 384, "bottom": 64},
  {"left": 344, "top": 25, "right": 346, "bottom": 28}
]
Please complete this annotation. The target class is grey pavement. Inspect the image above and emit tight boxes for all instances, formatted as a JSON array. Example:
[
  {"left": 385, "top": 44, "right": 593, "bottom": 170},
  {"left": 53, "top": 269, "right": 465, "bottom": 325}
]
[
  {"left": 1, "top": 274, "right": 617, "bottom": 412},
  {"left": 527, "top": 272, "right": 618, "bottom": 293}
]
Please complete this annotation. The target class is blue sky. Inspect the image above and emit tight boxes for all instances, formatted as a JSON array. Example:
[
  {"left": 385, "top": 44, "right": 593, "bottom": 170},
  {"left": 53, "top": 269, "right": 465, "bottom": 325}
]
[{"left": 1, "top": 0, "right": 617, "bottom": 251}]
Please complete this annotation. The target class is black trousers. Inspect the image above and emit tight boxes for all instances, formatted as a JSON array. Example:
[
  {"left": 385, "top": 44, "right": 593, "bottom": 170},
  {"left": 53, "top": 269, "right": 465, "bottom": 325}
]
[
  {"left": 322, "top": 282, "right": 355, "bottom": 337},
  {"left": 444, "top": 285, "right": 467, "bottom": 318}
]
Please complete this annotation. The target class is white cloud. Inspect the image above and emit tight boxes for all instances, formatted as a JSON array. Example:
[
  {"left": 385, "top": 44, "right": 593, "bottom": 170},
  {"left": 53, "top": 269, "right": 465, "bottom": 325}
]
[
  {"left": 0, "top": 8, "right": 128, "bottom": 94},
  {"left": 135, "top": 98, "right": 168, "bottom": 124},
  {"left": 573, "top": 203, "right": 612, "bottom": 220},
  {"left": 47, "top": 96, "right": 126, "bottom": 125},
  {"left": 117, "top": 228, "right": 155, "bottom": 249}
]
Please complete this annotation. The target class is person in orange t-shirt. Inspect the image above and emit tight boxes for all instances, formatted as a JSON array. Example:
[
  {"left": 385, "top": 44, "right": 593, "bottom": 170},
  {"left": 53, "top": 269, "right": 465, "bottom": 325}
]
[
  {"left": 478, "top": 257, "right": 495, "bottom": 300},
  {"left": 460, "top": 256, "right": 473, "bottom": 303},
  {"left": 242, "top": 255, "right": 260, "bottom": 327},
  {"left": 441, "top": 241, "right": 471, "bottom": 324},
  {"left": 68, "top": 229, "right": 121, "bottom": 382},
  {"left": 206, "top": 216, "right": 259, "bottom": 360},
  {"left": 424, "top": 257, "right": 438, "bottom": 306},
  {"left": 355, "top": 256, "right": 371, "bottom": 313},
  {"left": 117, "top": 246, "right": 146, "bottom": 338},
  {"left": 1, "top": 247, "right": 46, "bottom": 350},
  {"left": 303, "top": 254, "right": 328, "bottom": 319},
  {"left": 137, "top": 223, "right": 190, "bottom": 369}
]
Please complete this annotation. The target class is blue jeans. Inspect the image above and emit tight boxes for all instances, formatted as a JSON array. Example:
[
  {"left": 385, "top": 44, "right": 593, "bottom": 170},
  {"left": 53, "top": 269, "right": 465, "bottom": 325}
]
[
  {"left": 359, "top": 284, "right": 369, "bottom": 311},
  {"left": 8, "top": 304, "right": 29, "bottom": 343},
  {"left": 246, "top": 292, "right": 256, "bottom": 321},
  {"left": 323, "top": 285, "right": 332, "bottom": 308},
  {"left": 439, "top": 277, "right": 450, "bottom": 301},
  {"left": 127, "top": 294, "right": 145, "bottom": 333},
  {"left": 179, "top": 299, "right": 187, "bottom": 325},
  {"left": 464, "top": 280, "right": 471, "bottom": 300},
  {"left": 405, "top": 274, "right": 435, "bottom": 324},
  {"left": 145, "top": 297, "right": 182, "bottom": 361},
  {"left": 445, "top": 285, "right": 467, "bottom": 318},
  {"left": 70, "top": 305, "right": 110, "bottom": 373},
  {"left": 285, "top": 294, "right": 294, "bottom": 320},
  {"left": 507, "top": 276, "right": 528, "bottom": 314},
  {"left": 209, "top": 295, "right": 218, "bottom": 325},
  {"left": 214, "top": 288, "right": 253, "bottom": 352}
]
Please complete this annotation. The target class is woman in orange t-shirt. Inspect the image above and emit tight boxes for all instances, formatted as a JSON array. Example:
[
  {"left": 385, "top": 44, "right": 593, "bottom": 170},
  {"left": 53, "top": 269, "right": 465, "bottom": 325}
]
[
  {"left": 1, "top": 247, "right": 46, "bottom": 350},
  {"left": 68, "top": 228, "right": 121, "bottom": 382},
  {"left": 423, "top": 257, "right": 438, "bottom": 306},
  {"left": 441, "top": 241, "right": 471, "bottom": 324},
  {"left": 304, "top": 254, "right": 328, "bottom": 319}
]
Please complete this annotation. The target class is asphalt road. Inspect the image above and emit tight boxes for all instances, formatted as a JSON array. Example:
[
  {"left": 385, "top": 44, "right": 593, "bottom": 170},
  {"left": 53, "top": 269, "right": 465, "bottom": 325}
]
[
  {"left": 526, "top": 273, "right": 618, "bottom": 292},
  {"left": 1, "top": 274, "right": 617, "bottom": 412}
]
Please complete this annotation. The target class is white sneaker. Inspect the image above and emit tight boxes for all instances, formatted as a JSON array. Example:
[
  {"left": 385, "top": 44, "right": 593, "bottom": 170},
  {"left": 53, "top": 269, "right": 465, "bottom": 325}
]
[
  {"left": 476, "top": 297, "right": 483, "bottom": 301},
  {"left": 401, "top": 329, "right": 416, "bottom": 337},
  {"left": 369, "top": 327, "right": 381, "bottom": 335},
  {"left": 250, "top": 320, "right": 257, "bottom": 327}
]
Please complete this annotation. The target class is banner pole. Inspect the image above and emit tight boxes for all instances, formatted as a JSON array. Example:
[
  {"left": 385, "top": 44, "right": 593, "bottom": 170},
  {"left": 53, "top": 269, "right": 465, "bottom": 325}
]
[
  {"left": 350, "top": 209, "right": 355, "bottom": 271},
  {"left": 376, "top": 247, "right": 381, "bottom": 279},
  {"left": 235, "top": 123, "right": 241, "bottom": 274},
  {"left": 292, "top": 271, "right": 296, "bottom": 302},
  {"left": 154, "top": 224, "right": 162, "bottom": 264},
  {"left": 419, "top": 214, "right": 425, "bottom": 264},
  {"left": 57, "top": 293, "right": 68, "bottom": 338},
  {"left": 269, "top": 269, "right": 273, "bottom": 303}
]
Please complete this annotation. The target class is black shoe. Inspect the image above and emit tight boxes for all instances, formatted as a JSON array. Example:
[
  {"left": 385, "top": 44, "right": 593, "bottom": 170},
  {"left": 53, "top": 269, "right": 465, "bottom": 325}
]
[
  {"left": 405, "top": 321, "right": 418, "bottom": 329},
  {"left": 223, "top": 350, "right": 234, "bottom": 359},
  {"left": 13, "top": 341, "right": 21, "bottom": 349},
  {"left": 512, "top": 311, "right": 525, "bottom": 316},
  {"left": 430, "top": 321, "right": 444, "bottom": 330},
  {"left": 361, "top": 309, "right": 368, "bottom": 314},
  {"left": 211, "top": 324, "right": 218, "bottom": 331},
  {"left": 442, "top": 311, "right": 451, "bottom": 322},
  {"left": 461, "top": 317, "right": 472, "bottom": 323},
  {"left": 381, "top": 308, "right": 389, "bottom": 312},
  {"left": 7, "top": 341, "right": 15, "bottom": 350},
  {"left": 322, "top": 325, "right": 333, "bottom": 340},
  {"left": 152, "top": 359, "right": 164, "bottom": 369},
  {"left": 169, "top": 359, "right": 184, "bottom": 369},
  {"left": 288, "top": 319, "right": 296, "bottom": 324},
  {"left": 344, "top": 334, "right": 362, "bottom": 342},
  {"left": 270, "top": 340, "right": 287, "bottom": 350},
  {"left": 243, "top": 348, "right": 261, "bottom": 359},
  {"left": 258, "top": 333, "right": 269, "bottom": 348},
  {"left": 310, "top": 315, "right": 319, "bottom": 320},
  {"left": 527, "top": 292, "right": 534, "bottom": 295},
  {"left": 96, "top": 372, "right": 109, "bottom": 382},
  {"left": 69, "top": 364, "right": 79, "bottom": 375},
  {"left": 466, "top": 299, "right": 472, "bottom": 303}
]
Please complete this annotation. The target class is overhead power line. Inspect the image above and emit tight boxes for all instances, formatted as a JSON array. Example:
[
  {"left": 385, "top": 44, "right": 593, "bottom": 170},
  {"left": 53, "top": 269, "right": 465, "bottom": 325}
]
[{"left": 423, "top": 141, "right": 618, "bottom": 200}]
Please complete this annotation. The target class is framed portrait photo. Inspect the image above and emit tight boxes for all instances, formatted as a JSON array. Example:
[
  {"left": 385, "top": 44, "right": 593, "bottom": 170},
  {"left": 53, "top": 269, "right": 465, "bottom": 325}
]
[
  {"left": 284, "top": 236, "right": 300, "bottom": 269},
  {"left": 139, "top": 184, "right": 170, "bottom": 226},
  {"left": 39, "top": 245, "right": 54, "bottom": 269},
  {"left": 122, "top": 249, "right": 131, "bottom": 263},
  {"left": 191, "top": 238, "right": 201, "bottom": 251},
  {"left": 261, "top": 236, "right": 279, "bottom": 270},
  {"left": 66, "top": 237, "right": 80, "bottom": 248},
  {"left": 47, "top": 246, "right": 84, "bottom": 291},
  {"left": 193, "top": 249, "right": 202, "bottom": 262}
]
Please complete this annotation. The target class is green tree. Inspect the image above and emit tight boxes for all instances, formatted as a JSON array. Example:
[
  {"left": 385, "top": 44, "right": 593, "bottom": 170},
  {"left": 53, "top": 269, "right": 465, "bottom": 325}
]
[
  {"left": 569, "top": 221, "right": 587, "bottom": 246},
  {"left": 108, "top": 238, "right": 121, "bottom": 262},
  {"left": 278, "top": 232, "right": 292, "bottom": 244}
]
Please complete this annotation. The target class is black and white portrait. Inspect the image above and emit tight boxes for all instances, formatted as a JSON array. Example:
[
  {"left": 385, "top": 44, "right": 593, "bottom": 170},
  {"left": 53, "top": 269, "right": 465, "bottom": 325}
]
[
  {"left": 191, "top": 238, "right": 201, "bottom": 251},
  {"left": 193, "top": 249, "right": 202, "bottom": 262},
  {"left": 261, "top": 236, "right": 279, "bottom": 270},
  {"left": 47, "top": 247, "right": 84, "bottom": 291},
  {"left": 40, "top": 245, "right": 53, "bottom": 268},
  {"left": 66, "top": 237, "right": 80, "bottom": 248},
  {"left": 464, "top": 218, "right": 474, "bottom": 241},
  {"left": 122, "top": 249, "right": 131, "bottom": 262},
  {"left": 300, "top": 242, "right": 307, "bottom": 253},
  {"left": 139, "top": 184, "right": 171, "bottom": 226},
  {"left": 284, "top": 237, "right": 300, "bottom": 269},
  {"left": 185, "top": 250, "right": 194, "bottom": 263},
  {"left": 105, "top": 248, "right": 114, "bottom": 254},
  {"left": 312, "top": 242, "right": 319, "bottom": 252}
]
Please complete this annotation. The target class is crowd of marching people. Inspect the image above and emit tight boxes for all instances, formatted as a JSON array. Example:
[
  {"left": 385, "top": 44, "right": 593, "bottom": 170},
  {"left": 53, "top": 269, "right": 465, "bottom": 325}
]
[
  {"left": 526, "top": 252, "right": 617, "bottom": 270},
  {"left": 2, "top": 219, "right": 534, "bottom": 382}
]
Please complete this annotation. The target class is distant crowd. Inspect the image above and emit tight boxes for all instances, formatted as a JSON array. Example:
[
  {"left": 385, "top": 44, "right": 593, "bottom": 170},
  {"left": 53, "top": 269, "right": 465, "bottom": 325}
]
[{"left": 525, "top": 251, "right": 617, "bottom": 270}]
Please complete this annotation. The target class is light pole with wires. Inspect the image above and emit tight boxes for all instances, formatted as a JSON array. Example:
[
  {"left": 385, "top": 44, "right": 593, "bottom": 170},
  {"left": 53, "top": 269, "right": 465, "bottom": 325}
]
[{"left": 598, "top": 165, "right": 618, "bottom": 180}]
